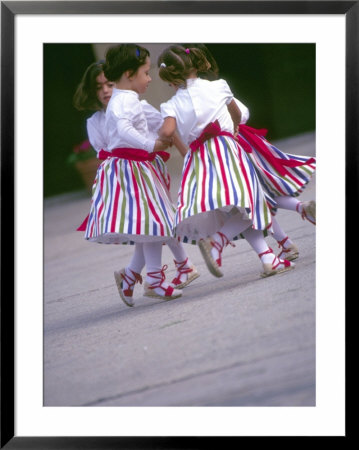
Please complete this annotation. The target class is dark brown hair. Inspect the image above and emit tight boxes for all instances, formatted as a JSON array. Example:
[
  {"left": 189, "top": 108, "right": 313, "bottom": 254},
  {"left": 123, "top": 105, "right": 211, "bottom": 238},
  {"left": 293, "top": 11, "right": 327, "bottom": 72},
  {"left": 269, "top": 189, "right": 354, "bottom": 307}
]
[
  {"left": 103, "top": 44, "right": 150, "bottom": 82},
  {"left": 73, "top": 61, "right": 106, "bottom": 111}
]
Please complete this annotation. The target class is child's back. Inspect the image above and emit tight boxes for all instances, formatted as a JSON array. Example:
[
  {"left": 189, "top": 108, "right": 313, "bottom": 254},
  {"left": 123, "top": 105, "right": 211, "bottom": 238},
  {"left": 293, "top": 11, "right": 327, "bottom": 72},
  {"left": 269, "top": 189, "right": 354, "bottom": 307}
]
[{"left": 161, "top": 78, "right": 234, "bottom": 146}]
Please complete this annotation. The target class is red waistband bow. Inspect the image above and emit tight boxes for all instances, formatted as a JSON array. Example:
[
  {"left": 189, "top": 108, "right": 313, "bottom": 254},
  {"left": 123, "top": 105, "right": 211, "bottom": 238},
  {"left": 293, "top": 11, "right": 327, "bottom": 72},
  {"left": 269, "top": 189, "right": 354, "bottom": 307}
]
[
  {"left": 98, "top": 148, "right": 170, "bottom": 162},
  {"left": 189, "top": 120, "right": 234, "bottom": 152},
  {"left": 237, "top": 124, "right": 315, "bottom": 177}
]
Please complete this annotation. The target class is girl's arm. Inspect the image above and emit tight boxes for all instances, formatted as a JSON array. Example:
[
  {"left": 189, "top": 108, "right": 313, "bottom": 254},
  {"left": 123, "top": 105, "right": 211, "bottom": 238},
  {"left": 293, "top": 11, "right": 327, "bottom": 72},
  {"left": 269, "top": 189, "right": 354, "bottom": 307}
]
[
  {"left": 117, "top": 116, "right": 156, "bottom": 152},
  {"left": 227, "top": 99, "right": 242, "bottom": 135},
  {"left": 234, "top": 98, "right": 250, "bottom": 124},
  {"left": 172, "top": 131, "right": 188, "bottom": 157},
  {"left": 158, "top": 117, "right": 176, "bottom": 140},
  {"left": 159, "top": 117, "right": 187, "bottom": 157}
]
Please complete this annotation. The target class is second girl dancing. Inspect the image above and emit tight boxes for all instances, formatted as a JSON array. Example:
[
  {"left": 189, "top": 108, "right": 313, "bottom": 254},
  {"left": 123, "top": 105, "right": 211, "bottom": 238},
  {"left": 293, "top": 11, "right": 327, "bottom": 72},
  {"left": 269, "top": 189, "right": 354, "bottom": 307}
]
[{"left": 157, "top": 45, "right": 295, "bottom": 278}]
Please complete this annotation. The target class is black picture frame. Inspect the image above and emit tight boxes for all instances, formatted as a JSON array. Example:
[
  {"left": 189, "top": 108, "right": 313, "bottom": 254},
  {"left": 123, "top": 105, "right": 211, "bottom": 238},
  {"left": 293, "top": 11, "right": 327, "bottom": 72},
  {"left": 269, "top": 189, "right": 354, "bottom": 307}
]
[{"left": 1, "top": 1, "right": 355, "bottom": 448}]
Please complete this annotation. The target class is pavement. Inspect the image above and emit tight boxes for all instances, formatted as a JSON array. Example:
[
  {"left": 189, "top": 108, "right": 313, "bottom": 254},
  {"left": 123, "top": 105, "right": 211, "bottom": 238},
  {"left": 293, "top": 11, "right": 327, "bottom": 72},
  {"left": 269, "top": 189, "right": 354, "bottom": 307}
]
[{"left": 44, "top": 132, "right": 316, "bottom": 407}]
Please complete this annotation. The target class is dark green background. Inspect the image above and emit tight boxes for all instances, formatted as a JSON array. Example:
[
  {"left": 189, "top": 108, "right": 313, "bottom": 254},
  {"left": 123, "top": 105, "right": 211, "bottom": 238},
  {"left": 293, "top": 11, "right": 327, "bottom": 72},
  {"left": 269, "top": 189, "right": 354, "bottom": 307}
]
[{"left": 44, "top": 43, "right": 315, "bottom": 197}]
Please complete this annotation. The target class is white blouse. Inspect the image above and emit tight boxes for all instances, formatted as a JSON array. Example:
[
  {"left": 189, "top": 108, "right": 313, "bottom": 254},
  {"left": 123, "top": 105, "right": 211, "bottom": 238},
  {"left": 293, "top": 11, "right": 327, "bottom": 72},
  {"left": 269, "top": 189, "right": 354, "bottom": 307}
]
[
  {"left": 160, "top": 78, "right": 250, "bottom": 146},
  {"left": 159, "top": 78, "right": 227, "bottom": 146},
  {"left": 140, "top": 100, "right": 164, "bottom": 141},
  {"left": 105, "top": 89, "right": 157, "bottom": 153},
  {"left": 86, "top": 100, "right": 163, "bottom": 156},
  {"left": 86, "top": 110, "right": 108, "bottom": 153}
]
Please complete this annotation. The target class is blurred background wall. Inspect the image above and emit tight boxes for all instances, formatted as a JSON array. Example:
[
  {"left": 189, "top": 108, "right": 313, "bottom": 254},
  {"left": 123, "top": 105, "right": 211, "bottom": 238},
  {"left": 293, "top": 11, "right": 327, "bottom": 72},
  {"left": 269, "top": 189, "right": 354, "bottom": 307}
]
[{"left": 43, "top": 43, "right": 315, "bottom": 197}]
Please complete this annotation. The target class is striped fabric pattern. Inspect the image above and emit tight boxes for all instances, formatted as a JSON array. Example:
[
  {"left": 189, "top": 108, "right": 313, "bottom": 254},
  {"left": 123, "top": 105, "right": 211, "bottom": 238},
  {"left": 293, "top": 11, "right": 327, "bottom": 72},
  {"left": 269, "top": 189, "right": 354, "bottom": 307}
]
[
  {"left": 85, "top": 156, "right": 175, "bottom": 244},
  {"left": 150, "top": 154, "right": 171, "bottom": 192},
  {"left": 174, "top": 135, "right": 274, "bottom": 242},
  {"left": 239, "top": 132, "right": 316, "bottom": 199}
]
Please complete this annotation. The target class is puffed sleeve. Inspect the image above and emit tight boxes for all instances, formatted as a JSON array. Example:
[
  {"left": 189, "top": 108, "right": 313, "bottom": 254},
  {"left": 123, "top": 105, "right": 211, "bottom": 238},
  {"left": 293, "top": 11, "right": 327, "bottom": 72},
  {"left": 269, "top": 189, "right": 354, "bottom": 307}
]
[
  {"left": 112, "top": 94, "right": 156, "bottom": 152},
  {"left": 234, "top": 98, "right": 250, "bottom": 124},
  {"left": 216, "top": 79, "right": 234, "bottom": 105},
  {"left": 160, "top": 99, "right": 177, "bottom": 119},
  {"left": 87, "top": 113, "right": 105, "bottom": 155}
]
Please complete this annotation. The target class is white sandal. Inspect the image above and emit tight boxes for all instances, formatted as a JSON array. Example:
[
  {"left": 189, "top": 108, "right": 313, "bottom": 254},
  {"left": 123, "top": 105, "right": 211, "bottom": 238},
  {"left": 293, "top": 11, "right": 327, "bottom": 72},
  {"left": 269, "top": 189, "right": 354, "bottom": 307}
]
[
  {"left": 144, "top": 265, "right": 182, "bottom": 300},
  {"left": 297, "top": 200, "right": 316, "bottom": 225},
  {"left": 114, "top": 268, "right": 142, "bottom": 307},
  {"left": 258, "top": 248, "right": 295, "bottom": 278},
  {"left": 198, "top": 232, "right": 235, "bottom": 278},
  {"left": 277, "top": 236, "right": 299, "bottom": 261},
  {"left": 171, "top": 258, "right": 200, "bottom": 289}
]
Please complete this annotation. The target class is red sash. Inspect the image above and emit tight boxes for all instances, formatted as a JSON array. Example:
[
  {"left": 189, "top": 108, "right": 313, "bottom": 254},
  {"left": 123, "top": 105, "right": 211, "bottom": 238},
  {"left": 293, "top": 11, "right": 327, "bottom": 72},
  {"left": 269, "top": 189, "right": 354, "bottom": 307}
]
[
  {"left": 189, "top": 120, "right": 235, "bottom": 151},
  {"left": 237, "top": 124, "right": 315, "bottom": 177},
  {"left": 98, "top": 147, "right": 170, "bottom": 162},
  {"left": 189, "top": 120, "right": 315, "bottom": 178}
]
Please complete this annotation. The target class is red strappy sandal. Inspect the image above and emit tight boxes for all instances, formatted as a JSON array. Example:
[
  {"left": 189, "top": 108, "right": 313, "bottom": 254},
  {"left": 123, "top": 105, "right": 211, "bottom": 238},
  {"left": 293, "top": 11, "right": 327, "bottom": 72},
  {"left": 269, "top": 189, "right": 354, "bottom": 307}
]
[
  {"left": 171, "top": 258, "right": 200, "bottom": 289},
  {"left": 297, "top": 200, "right": 316, "bottom": 225},
  {"left": 144, "top": 265, "right": 182, "bottom": 300},
  {"left": 114, "top": 268, "right": 143, "bottom": 307},
  {"left": 277, "top": 236, "right": 299, "bottom": 261},
  {"left": 258, "top": 247, "right": 295, "bottom": 278},
  {"left": 198, "top": 232, "right": 235, "bottom": 278}
]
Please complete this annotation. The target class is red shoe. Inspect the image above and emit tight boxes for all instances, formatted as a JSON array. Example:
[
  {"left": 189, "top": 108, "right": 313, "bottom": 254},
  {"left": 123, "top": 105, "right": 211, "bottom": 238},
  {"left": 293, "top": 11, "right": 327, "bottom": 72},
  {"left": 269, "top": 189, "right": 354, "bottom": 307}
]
[
  {"left": 144, "top": 265, "right": 182, "bottom": 300},
  {"left": 114, "top": 268, "right": 142, "bottom": 307},
  {"left": 171, "top": 258, "right": 200, "bottom": 289},
  {"left": 258, "top": 248, "right": 295, "bottom": 278}
]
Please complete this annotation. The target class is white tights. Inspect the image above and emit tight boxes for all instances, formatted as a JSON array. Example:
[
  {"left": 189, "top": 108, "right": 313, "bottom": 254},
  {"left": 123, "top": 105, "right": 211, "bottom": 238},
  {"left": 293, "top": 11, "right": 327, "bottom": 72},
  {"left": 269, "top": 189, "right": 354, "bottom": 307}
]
[
  {"left": 274, "top": 196, "right": 301, "bottom": 212},
  {"left": 126, "top": 242, "right": 164, "bottom": 276},
  {"left": 271, "top": 196, "right": 301, "bottom": 247},
  {"left": 127, "top": 239, "right": 191, "bottom": 275},
  {"left": 270, "top": 215, "right": 294, "bottom": 249},
  {"left": 215, "top": 211, "right": 252, "bottom": 241},
  {"left": 127, "top": 243, "right": 146, "bottom": 274},
  {"left": 126, "top": 240, "right": 190, "bottom": 293},
  {"left": 271, "top": 216, "right": 287, "bottom": 242},
  {"left": 166, "top": 238, "right": 191, "bottom": 266},
  {"left": 211, "top": 211, "right": 275, "bottom": 264},
  {"left": 241, "top": 227, "right": 274, "bottom": 263}
]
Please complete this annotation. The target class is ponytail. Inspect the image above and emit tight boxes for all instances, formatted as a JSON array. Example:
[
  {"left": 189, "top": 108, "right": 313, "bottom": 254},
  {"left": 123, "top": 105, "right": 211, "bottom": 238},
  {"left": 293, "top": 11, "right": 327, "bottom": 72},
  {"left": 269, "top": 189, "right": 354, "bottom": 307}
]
[{"left": 158, "top": 45, "right": 211, "bottom": 87}]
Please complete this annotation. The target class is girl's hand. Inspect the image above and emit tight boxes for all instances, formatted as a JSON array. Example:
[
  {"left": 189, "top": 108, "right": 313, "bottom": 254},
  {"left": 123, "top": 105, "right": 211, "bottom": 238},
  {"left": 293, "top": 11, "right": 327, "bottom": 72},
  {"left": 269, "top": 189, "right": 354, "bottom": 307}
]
[{"left": 154, "top": 138, "right": 172, "bottom": 152}]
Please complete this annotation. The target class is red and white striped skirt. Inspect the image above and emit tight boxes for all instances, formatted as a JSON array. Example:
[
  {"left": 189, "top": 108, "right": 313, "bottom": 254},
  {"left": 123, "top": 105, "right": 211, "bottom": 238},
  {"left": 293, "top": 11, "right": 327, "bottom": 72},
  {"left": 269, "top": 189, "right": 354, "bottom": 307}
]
[
  {"left": 237, "top": 125, "right": 316, "bottom": 203},
  {"left": 84, "top": 155, "right": 175, "bottom": 244},
  {"left": 174, "top": 134, "right": 275, "bottom": 243}
]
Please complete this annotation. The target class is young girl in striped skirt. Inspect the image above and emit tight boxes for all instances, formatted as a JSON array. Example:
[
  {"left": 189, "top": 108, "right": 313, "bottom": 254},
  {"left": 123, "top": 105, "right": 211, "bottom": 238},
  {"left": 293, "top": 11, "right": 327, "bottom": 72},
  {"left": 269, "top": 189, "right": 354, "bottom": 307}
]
[
  {"left": 183, "top": 44, "right": 316, "bottom": 262},
  {"left": 157, "top": 45, "right": 295, "bottom": 278},
  {"left": 78, "top": 45, "right": 199, "bottom": 305}
]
